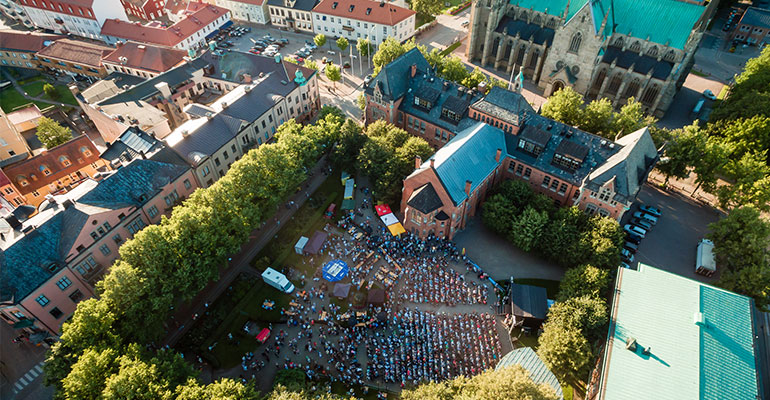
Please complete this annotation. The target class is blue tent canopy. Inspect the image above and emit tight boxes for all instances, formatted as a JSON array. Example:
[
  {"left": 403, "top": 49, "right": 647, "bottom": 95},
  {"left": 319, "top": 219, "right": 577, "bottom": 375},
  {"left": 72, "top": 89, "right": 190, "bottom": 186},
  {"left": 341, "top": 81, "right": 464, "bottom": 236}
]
[{"left": 322, "top": 259, "right": 349, "bottom": 282}]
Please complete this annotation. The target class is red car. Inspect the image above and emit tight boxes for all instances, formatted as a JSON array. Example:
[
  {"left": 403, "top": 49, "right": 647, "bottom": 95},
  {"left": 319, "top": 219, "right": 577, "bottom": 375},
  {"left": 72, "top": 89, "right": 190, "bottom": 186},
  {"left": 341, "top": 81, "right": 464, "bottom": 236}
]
[{"left": 324, "top": 203, "right": 336, "bottom": 219}]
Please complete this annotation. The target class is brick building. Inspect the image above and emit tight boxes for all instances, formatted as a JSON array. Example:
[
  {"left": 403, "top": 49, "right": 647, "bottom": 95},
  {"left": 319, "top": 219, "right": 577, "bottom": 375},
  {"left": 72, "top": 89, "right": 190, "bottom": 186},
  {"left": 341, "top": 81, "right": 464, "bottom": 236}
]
[
  {"left": 365, "top": 50, "right": 658, "bottom": 239},
  {"left": 1, "top": 135, "right": 110, "bottom": 210},
  {"left": 0, "top": 30, "right": 62, "bottom": 70},
  {"left": 729, "top": 7, "right": 770, "bottom": 47},
  {"left": 35, "top": 38, "right": 114, "bottom": 78},
  {"left": 0, "top": 159, "right": 197, "bottom": 336},
  {"left": 120, "top": 0, "right": 166, "bottom": 20},
  {"left": 466, "top": 0, "right": 717, "bottom": 117}
]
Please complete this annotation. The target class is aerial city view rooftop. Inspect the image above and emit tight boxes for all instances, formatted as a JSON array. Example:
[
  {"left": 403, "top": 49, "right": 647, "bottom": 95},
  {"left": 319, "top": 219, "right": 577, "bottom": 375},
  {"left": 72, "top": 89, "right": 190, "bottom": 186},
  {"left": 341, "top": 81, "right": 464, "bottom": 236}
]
[{"left": 0, "top": 0, "right": 768, "bottom": 399}]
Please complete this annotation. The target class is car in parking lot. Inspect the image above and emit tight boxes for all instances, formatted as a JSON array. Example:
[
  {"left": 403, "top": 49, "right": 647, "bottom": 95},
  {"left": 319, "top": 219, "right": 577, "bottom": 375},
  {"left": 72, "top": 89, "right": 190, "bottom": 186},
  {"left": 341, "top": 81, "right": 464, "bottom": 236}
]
[
  {"left": 620, "top": 262, "right": 632, "bottom": 269},
  {"left": 624, "top": 224, "right": 647, "bottom": 238},
  {"left": 623, "top": 241, "right": 639, "bottom": 253},
  {"left": 629, "top": 218, "right": 653, "bottom": 231},
  {"left": 461, "top": 20, "right": 469, "bottom": 27},
  {"left": 626, "top": 233, "right": 642, "bottom": 245},
  {"left": 621, "top": 249, "right": 635, "bottom": 263},
  {"left": 279, "top": 38, "right": 289, "bottom": 44},
  {"left": 632, "top": 211, "right": 658, "bottom": 225},
  {"left": 638, "top": 205, "right": 661, "bottom": 217}
]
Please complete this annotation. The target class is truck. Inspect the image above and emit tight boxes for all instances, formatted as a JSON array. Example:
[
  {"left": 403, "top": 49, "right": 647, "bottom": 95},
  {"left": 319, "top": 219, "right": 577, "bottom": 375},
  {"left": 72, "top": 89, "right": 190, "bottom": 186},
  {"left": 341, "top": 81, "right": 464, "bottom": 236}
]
[
  {"left": 695, "top": 239, "right": 716, "bottom": 277},
  {"left": 261, "top": 267, "right": 295, "bottom": 293}
]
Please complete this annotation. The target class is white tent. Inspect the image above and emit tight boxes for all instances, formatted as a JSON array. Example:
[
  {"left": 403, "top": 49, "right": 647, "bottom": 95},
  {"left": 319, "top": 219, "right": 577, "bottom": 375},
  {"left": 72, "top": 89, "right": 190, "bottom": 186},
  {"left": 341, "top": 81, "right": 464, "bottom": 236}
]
[
  {"left": 380, "top": 213, "right": 399, "bottom": 226},
  {"left": 295, "top": 236, "right": 309, "bottom": 255}
]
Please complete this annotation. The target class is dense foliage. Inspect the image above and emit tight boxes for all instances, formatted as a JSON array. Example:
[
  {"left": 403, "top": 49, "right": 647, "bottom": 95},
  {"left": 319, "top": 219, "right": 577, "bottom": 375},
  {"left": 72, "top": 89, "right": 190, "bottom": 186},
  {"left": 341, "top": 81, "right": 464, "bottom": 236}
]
[
  {"left": 36, "top": 116, "right": 72, "bottom": 149},
  {"left": 481, "top": 180, "right": 624, "bottom": 269},
  {"left": 710, "top": 46, "right": 770, "bottom": 122},
  {"left": 44, "top": 112, "right": 348, "bottom": 398},
  {"left": 402, "top": 365, "right": 559, "bottom": 400},
  {"left": 538, "top": 265, "right": 611, "bottom": 387},
  {"left": 706, "top": 206, "right": 770, "bottom": 310}
]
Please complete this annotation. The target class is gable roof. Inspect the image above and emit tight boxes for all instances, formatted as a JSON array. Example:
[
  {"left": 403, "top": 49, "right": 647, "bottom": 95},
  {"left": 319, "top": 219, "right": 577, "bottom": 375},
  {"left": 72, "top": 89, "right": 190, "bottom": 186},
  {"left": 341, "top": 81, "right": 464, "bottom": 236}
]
[
  {"left": 102, "top": 41, "right": 188, "bottom": 74},
  {"left": 266, "top": 0, "right": 317, "bottom": 11},
  {"left": 495, "top": 15, "right": 556, "bottom": 46},
  {"left": 419, "top": 122, "right": 506, "bottom": 205},
  {"left": 510, "top": 283, "right": 548, "bottom": 320},
  {"left": 101, "top": 3, "right": 229, "bottom": 47},
  {"left": 497, "top": 347, "right": 563, "bottom": 400},
  {"left": 585, "top": 127, "right": 657, "bottom": 202},
  {"left": 0, "top": 30, "right": 63, "bottom": 52},
  {"left": 741, "top": 7, "right": 770, "bottom": 28},
  {"left": 600, "top": 46, "right": 674, "bottom": 80},
  {"left": 36, "top": 39, "right": 113, "bottom": 68},
  {"left": 509, "top": 0, "right": 705, "bottom": 49},
  {"left": 0, "top": 159, "right": 187, "bottom": 303},
  {"left": 597, "top": 264, "right": 760, "bottom": 400},
  {"left": 365, "top": 47, "right": 431, "bottom": 101},
  {"left": 406, "top": 183, "right": 442, "bottom": 214},
  {"left": 312, "top": 0, "right": 415, "bottom": 26},
  {"left": 2, "top": 135, "right": 101, "bottom": 195}
]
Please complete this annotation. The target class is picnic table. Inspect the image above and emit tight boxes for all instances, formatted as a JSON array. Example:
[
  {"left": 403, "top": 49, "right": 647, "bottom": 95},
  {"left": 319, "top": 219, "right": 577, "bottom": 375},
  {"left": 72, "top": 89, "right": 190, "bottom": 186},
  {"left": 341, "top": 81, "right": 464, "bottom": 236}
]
[{"left": 289, "top": 301, "right": 299, "bottom": 308}]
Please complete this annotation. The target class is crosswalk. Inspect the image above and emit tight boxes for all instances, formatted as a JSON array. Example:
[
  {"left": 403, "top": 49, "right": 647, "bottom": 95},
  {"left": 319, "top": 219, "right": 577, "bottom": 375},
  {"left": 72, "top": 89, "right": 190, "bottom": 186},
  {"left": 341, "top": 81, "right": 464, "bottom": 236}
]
[{"left": 12, "top": 361, "right": 45, "bottom": 394}]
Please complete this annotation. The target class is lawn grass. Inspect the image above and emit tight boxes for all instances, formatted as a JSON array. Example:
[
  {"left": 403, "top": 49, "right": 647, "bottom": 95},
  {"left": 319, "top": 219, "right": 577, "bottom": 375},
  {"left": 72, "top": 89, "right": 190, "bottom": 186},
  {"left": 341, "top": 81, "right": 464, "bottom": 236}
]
[
  {"left": 513, "top": 278, "right": 561, "bottom": 299},
  {"left": 21, "top": 80, "right": 78, "bottom": 105},
  {"left": 0, "top": 87, "right": 50, "bottom": 112},
  {"left": 440, "top": 41, "right": 463, "bottom": 56},
  {"left": 511, "top": 327, "right": 540, "bottom": 350},
  {"left": 717, "top": 84, "right": 729, "bottom": 100}
]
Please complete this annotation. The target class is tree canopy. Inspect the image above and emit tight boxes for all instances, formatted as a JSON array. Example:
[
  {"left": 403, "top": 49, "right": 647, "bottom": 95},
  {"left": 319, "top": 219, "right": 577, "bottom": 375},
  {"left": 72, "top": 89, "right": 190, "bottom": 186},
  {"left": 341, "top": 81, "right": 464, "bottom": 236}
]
[
  {"left": 313, "top": 34, "right": 326, "bottom": 48},
  {"left": 36, "top": 116, "right": 72, "bottom": 149},
  {"left": 710, "top": 46, "right": 770, "bottom": 122},
  {"left": 410, "top": 0, "right": 443, "bottom": 19}
]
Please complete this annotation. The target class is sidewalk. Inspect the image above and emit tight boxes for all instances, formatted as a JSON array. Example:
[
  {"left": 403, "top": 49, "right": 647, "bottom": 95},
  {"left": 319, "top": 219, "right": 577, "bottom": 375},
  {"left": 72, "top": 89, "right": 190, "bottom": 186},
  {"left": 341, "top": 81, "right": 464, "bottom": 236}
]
[{"left": 163, "top": 156, "right": 331, "bottom": 347}]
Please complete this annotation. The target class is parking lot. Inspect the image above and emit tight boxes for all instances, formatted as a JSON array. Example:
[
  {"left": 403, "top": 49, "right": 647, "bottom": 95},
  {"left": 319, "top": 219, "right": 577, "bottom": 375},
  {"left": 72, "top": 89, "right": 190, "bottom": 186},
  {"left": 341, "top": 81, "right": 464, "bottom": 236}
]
[{"left": 621, "top": 183, "right": 722, "bottom": 282}]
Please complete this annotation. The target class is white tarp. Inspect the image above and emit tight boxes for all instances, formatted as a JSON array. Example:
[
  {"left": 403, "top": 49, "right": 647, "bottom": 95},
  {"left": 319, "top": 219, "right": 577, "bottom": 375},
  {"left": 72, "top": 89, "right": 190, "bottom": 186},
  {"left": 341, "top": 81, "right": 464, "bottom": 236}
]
[
  {"left": 295, "top": 236, "right": 308, "bottom": 254},
  {"left": 380, "top": 213, "right": 399, "bottom": 226}
]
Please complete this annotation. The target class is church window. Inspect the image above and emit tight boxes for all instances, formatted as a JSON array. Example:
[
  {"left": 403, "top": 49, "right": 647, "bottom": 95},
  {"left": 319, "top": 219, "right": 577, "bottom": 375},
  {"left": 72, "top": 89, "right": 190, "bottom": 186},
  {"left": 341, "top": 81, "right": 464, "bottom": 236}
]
[
  {"left": 516, "top": 45, "right": 526, "bottom": 65},
  {"left": 547, "top": 19, "right": 556, "bottom": 28},
  {"left": 624, "top": 78, "right": 641, "bottom": 99},
  {"left": 606, "top": 74, "right": 622, "bottom": 95},
  {"left": 568, "top": 32, "right": 582, "bottom": 53},
  {"left": 528, "top": 50, "right": 539, "bottom": 68},
  {"left": 519, "top": 11, "right": 527, "bottom": 21},
  {"left": 613, "top": 36, "right": 624, "bottom": 47},
  {"left": 533, "top": 14, "right": 541, "bottom": 25},
  {"left": 664, "top": 50, "right": 676, "bottom": 62},
  {"left": 592, "top": 69, "right": 607, "bottom": 90},
  {"left": 641, "top": 84, "right": 659, "bottom": 106},
  {"left": 630, "top": 41, "right": 641, "bottom": 53},
  {"left": 646, "top": 46, "right": 658, "bottom": 57}
]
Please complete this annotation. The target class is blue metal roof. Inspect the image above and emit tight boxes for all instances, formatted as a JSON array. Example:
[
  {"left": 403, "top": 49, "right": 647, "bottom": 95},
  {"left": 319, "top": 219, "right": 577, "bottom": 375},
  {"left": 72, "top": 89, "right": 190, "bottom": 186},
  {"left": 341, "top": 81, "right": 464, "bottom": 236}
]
[
  {"left": 425, "top": 122, "right": 507, "bottom": 205},
  {"left": 366, "top": 47, "right": 431, "bottom": 101}
]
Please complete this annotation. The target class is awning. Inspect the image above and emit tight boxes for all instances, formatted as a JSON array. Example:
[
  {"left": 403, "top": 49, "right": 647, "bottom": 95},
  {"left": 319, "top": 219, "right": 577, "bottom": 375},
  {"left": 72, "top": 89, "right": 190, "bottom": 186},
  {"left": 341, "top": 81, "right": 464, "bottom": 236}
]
[
  {"left": 323, "top": 259, "right": 349, "bottom": 282},
  {"left": 375, "top": 204, "right": 392, "bottom": 216},
  {"left": 333, "top": 283, "right": 351, "bottom": 298},
  {"left": 387, "top": 223, "right": 406, "bottom": 236},
  {"left": 256, "top": 328, "right": 270, "bottom": 342},
  {"left": 341, "top": 199, "right": 355, "bottom": 210},
  {"left": 13, "top": 319, "right": 34, "bottom": 329},
  {"left": 380, "top": 213, "right": 399, "bottom": 226},
  {"left": 344, "top": 179, "right": 355, "bottom": 199}
]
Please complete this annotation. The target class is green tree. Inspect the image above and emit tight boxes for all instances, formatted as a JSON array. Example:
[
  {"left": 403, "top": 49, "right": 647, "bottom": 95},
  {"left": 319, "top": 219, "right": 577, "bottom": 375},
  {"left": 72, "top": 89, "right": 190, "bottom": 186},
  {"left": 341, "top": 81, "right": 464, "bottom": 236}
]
[
  {"left": 460, "top": 67, "right": 487, "bottom": 89},
  {"left": 580, "top": 98, "right": 614, "bottom": 136},
  {"left": 537, "top": 323, "right": 594, "bottom": 384},
  {"left": 440, "top": 56, "right": 468, "bottom": 83},
  {"left": 331, "top": 119, "right": 366, "bottom": 170},
  {"left": 273, "top": 369, "right": 307, "bottom": 392},
  {"left": 612, "top": 97, "right": 654, "bottom": 135},
  {"left": 540, "top": 86, "right": 584, "bottom": 127},
  {"left": 692, "top": 136, "right": 731, "bottom": 195},
  {"left": 176, "top": 378, "right": 261, "bottom": 400},
  {"left": 303, "top": 59, "right": 319, "bottom": 72},
  {"left": 711, "top": 116, "right": 770, "bottom": 164},
  {"left": 356, "top": 92, "right": 367, "bottom": 111},
  {"left": 547, "top": 295, "right": 608, "bottom": 342},
  {"left": 317, "top": 105, "right": 345, "bottom": 121},
  {"left": 36, "top": 116, "right": 72, "bottom": 149},
  {"left": 402, "top": 365, "right": 559, "bottom": 400},
  {"left": 424, "top": 48, "right": 445, "bottom": 71},
  {"left": 336, "top": 36, "right": 348, "bottom": 65},
  {"left": 410, "top": 0, "right": 443, "bottom": 19},
  {"left": 481, "top": 193, "right": 517, "bottom": 235},
  {"left": 556, "top": 264, "right": 610, "bottom": 302},
  {"left": 707, "top": 206, "right": 770, "bottom": 310},
  {"left": 284, "top": 56, "right": 298, "bottom": 65},
  {"left": 61, "top": 347, "right": 119, "bottom": 400},
  {"left": 372, "top": 38, "right": 419, "bottom": 74},
  {"left": 539, "top": 207, "right": 589, "bottom": 266},
  {"left": 656, "top": 123, "right": 702, "bottom": 186},
  {"left": 582, "top": 216, "right": 624, "bottom": 269},
  {"left": 43, "top": 83, "right": 59, "bottom": 99},
  {"left": 356, "top": 38, "right": 372, "bottom": 58},
  {"left": 717, "top": 151, "right": 770, "bottom": 211},
  {"left": 710, "top": 46, "right": 770, "bottom": 122},
  {"left": 325, "top": 64, "right": 341, "bottom": 88},
  {"left": 509, "top": 206, "right": 549, "bottom": 252},
  {"left": 313, "top": 34, "right": 326, "bottom": 49}
]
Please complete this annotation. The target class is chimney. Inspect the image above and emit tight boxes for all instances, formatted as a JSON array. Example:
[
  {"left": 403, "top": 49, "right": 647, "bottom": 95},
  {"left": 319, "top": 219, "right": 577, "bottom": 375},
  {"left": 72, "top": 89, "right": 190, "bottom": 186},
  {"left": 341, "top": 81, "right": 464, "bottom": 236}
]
[
  {"left": 465, "top": 180, "right": 472, "bottom": 196},
  {"left": 415, "top": 155, "right": 421, "bottom": 169},
  {"left": 243, "top": 73, "right": 252, "bottom": 83},
  {"left": 154, "top": 81, "right": 172, "bottom": 99},
  {"left": 495, "top": 148, "right": 501, "bottom": 162},
  {"left": 69, "top": 84, "right": 80, "bottom": 96},
  {"left": 410, "top": 64, "right": 417, "bottom": 77},
  {"left": 430, "top": 159, "right": 435, "bottom": 169}
]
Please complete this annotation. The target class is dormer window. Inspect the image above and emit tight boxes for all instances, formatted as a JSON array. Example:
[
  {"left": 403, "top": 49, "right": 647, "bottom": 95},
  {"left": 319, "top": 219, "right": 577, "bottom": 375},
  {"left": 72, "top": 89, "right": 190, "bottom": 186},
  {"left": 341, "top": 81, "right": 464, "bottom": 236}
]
[
  {"left": 331, "top": 1, "right": 337, "bottom": 8},
  {"left": 441, "top": 107, "right": 460, "bottom": 122},
  {"left": 415, "top": 96, "right": 432, "bottom": 109},
  {"left": 17, "top": 175, "right": 28, "bottom": 186},
  {"left": 366, "top": 7, "right": 372, "bottom": 15},
  {"left": 517, "top": 127, "right": 551, "bottom": 157},
  {"left": 552, "top": 140, "right": 588, "bottom": 171}
]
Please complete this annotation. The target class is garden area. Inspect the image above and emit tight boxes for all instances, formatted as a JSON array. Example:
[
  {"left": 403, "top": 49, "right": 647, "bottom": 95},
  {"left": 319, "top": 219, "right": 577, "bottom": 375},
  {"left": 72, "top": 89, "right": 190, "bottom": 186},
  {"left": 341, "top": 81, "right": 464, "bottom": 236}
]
[{"left": 0, "top": 76, "right": 78, "bottom": 113}]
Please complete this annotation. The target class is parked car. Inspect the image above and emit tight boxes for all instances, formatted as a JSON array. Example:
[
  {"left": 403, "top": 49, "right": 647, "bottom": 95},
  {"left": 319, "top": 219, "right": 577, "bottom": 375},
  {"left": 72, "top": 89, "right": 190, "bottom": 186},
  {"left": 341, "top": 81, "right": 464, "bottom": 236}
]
[
  {"left": 624, "top": 224, "right": 647, "bottom": 238},
  {"left": 633, "top": 211, "right": 658, "bottom": 225},
  {"left": 623, "top": 241, "right": 639, "bottom": 253},
  {"left": 249, "top": 49, "right": 260, "bottom": 55},
  {"left": 702, "top": 89, "right": 717, "bottom": 101},
  {"left": 620, "top": 262, "right": 632, "bottom": 269},
  {"left": 327, "top": 50, "right": 336, "bottom": 55},
  {"left": 364, "top": 74, "right": 373, "bottom": 85},
  {"left": 279, "top": 38, "right": 289, "bottom": 44},
  {"left": 621, "top": 249, "right": 635, "bottom": 263},
  {"left": 626, "top": 233, "right": 643, "bottom": 245},
  {"left": 461, "top": 20, "right": 470, "bottom": 27},
  {"left": 630, "top": 218, "right": 653, "bottom": 231},
  {"left": 638, "top": 205, "right": 662, "bottom": 217},
  {"left": 264, "top": 49, "right": 277, "bottom": 57}
]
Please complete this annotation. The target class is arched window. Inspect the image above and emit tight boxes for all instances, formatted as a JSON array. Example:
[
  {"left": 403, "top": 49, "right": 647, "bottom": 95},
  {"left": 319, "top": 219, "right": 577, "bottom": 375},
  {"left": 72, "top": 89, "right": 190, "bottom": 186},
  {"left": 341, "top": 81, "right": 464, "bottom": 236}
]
[
  {"left": 16, "top": 175, "right": 28, "bottom": 187},
  {"left": 533, "top": 14, "right": 541, "bottom": 25},
  {"left": 39, "top": 164, "right": 51, "bottom": 176},
  {"left": 630, "top": 41, "right": 641, "bottom": 52},
  {"left": 624, "top": 78, "right": 641, "bottom": 99},
  {"left": 568, "top": 32, "right": 582, "bottom": 53},
  {"left": 664, "top": 50, "right": 676, "bottom": 62},
  {"left": 59, "top": 155, "right": 71, "bottom": 167},
  {"left": 528, "top": 49, "right": 539, "bottom": 68},
  {"left": 613, "top": 36, "right": 624, "bottom": 47},
  {"left": 592, "top": 69, "right": 607, "bottom": 90},
  {"left": 646, "top": 46, "right": 658, "bottom": 57},
  {"left": 547, "top": 18, "right": 557, "bottom": 29},
  {"left": 641, "top": 84, "right": 660, "bottom": 106},
  {"left": 519, "top": 11, "right": 527, "bottom": 21},
  {"left": 607, "top": 74, "right": 622, "bottom": 95},
  {"left": 80, "top": 146, "right": 92, "bottom": 157},
  {"left": 516, "top": 44, "right": 526, "bottom": 65}
]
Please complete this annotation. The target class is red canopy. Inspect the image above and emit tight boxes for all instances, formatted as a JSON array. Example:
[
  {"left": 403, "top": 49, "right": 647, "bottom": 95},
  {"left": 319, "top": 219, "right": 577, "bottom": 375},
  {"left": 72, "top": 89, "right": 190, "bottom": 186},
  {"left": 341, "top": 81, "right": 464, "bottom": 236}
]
[
  {"left": 256, "top": 328, "right": 270, "bottom": 342},
  {"left": 375, "top": 204, "right": 392, "bottom": 216}
]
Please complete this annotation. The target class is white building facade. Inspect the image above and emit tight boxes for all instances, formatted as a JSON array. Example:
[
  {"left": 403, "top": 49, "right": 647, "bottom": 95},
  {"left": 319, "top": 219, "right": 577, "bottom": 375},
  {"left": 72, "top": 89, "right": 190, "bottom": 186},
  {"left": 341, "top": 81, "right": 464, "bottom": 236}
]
[
  {"left": 17, "top": 0, "right": 128, "bottom": 41},
  {"left": 310, "top": 0, "right": 415, "bottom": 46},
  {"left": 215, "top": 0, "right": 268, "bottom": 24}
]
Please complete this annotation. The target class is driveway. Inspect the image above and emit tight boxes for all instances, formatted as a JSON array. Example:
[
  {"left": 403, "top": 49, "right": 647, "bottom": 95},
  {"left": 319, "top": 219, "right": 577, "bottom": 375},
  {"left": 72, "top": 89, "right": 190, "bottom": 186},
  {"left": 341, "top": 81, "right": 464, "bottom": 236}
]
[
  {"left": 624, "top": 183, "right": 722, "bottom": 282},
  {"left": 453, "top": 217, "right": 566, "bottom": 282}
]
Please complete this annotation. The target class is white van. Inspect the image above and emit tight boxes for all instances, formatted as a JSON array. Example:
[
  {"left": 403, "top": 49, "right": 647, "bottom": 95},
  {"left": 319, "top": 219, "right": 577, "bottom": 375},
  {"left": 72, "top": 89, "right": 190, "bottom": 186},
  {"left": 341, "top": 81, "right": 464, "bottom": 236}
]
[
  {"left": 261, "top": 267, "right": 295, "bottom": 293},
  {"left": 695, "top": 239, "right": 716, "bottom": 277}
]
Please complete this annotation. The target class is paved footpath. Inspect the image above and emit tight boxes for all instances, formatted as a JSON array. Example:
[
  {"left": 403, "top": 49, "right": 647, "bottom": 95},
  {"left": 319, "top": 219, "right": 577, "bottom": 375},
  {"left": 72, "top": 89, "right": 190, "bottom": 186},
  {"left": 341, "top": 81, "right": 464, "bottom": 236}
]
[{"left": 163, "top": 156, "right": 331, "bottom": 347}]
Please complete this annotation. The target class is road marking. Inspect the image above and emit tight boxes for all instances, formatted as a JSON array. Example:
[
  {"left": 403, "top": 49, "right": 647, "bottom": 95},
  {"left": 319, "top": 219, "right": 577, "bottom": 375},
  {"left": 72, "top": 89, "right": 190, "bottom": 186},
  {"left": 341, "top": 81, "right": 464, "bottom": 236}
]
[
  {"left": 14, "top": 382, "right": 24, "bottom": 392},
  {"left": 35, "top": 364, "right": 44, "bottom": 374},
  {"left": 24, "top": 371, "right": 35, "bottom": 381},
  {"left": 17, "top": 376, "right": 28, "bottom": 386},
  {"left": 27, "top": 368, "right": 38, "bottom": 379}
]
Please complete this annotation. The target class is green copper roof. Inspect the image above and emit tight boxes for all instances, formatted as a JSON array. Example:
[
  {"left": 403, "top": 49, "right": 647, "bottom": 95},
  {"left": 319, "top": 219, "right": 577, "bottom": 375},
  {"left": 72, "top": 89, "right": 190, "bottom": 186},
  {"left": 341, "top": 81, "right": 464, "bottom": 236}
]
[
  {"left": 510, "top": 0, "right": 704, "bottom": 49},
  {"left": 599, "top": 264, "right": 758, "bottom": 400}
]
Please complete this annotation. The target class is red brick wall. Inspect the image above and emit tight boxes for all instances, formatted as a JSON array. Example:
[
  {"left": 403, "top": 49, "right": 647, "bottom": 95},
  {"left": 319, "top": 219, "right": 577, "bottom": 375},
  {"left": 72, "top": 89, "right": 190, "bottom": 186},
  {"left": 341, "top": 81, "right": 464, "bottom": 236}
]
[
  {"left": 469, "top": 108, "right": 522, "bottom": 135},
  {"left": 501, "top": 158, "right": 581, "bottom": 206}
]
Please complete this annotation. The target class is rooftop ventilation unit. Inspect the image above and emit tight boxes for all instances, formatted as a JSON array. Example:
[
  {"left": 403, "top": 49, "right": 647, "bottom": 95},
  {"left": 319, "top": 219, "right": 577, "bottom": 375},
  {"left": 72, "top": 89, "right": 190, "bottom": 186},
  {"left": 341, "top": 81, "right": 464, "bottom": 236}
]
[{"left": 625, "top": 337, "right": 637, "bottom": 352}]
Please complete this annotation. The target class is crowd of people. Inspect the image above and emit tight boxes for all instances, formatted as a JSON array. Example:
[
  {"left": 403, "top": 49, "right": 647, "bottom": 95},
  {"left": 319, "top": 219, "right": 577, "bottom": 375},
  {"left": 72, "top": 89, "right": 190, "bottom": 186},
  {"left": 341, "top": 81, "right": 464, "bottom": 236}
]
[{"left": 396, "top": 258, "right": 488, "bottom": 305}]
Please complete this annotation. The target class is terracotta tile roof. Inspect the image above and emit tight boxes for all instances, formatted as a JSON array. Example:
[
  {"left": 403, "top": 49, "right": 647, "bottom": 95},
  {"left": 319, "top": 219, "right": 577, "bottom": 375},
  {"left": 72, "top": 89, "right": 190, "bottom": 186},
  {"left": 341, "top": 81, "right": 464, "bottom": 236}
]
[
  {"left": 36, "top": 39, "right": 113, "bottom": 68},
  {"left": 165, "top": 0, "right": 190, "bottom": 14},
  {"left": 231, "top": 0, "right": 265, "bottom": 5},
  {"left": 101, "top": 3, "right": 229, "bottom": 47},
  {"left": 102, "top": 41, "right": 188, "bottom": 73},
  {"left": 17, "top": 0, "right": 97, "bottom": 19},
  {"left": 7, "top": 105, "right": 43, "bottom": 132},
  {"left": 2, "top": 135, "right": 101, "bottom": 195},
  {"left": 312, "top": 0, "right": 415, "bottom": 26},
  {"left": 0, "top": 30, "right": 63, "bottom": 53}
]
